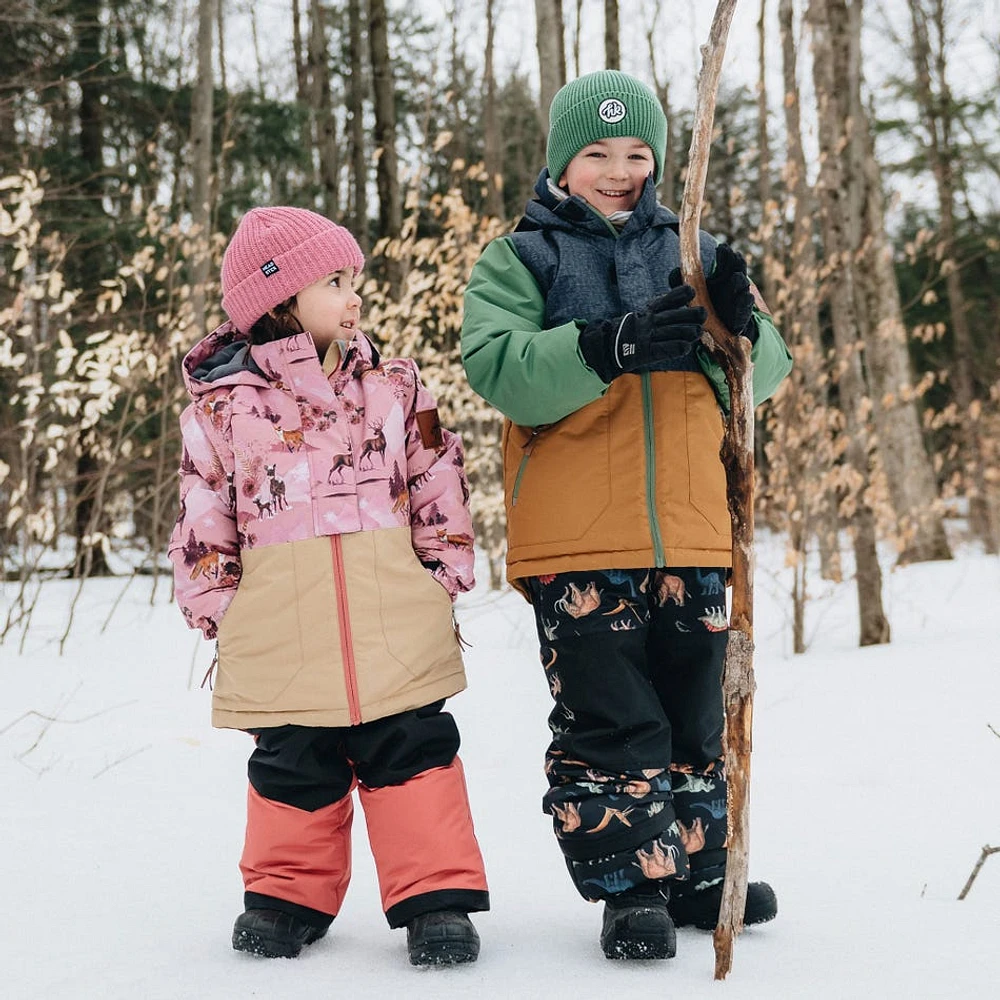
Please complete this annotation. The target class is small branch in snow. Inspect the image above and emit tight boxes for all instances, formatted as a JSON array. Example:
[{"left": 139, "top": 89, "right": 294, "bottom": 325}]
[
  {"left": 100, "top": 571, "right": 138, "bottom": 634},
  {"left": 957, "top": 845, "right": 999, "bottom": 900},
  {"left": 0, "top": 700, "right": 137, "bottom": 744},
  {"left": 92, "top": 744, "right": 152, "bottom": 779}
]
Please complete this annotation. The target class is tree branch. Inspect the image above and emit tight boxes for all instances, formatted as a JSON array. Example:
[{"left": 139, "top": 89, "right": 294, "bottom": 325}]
[{"left": 676, "top": 0, "right": 752, "bottom": 982}]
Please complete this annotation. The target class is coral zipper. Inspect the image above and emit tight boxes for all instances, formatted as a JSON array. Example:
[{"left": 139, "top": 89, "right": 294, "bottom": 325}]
[{"left": 330, "top": 534, "right": 361, "bottom": 725}]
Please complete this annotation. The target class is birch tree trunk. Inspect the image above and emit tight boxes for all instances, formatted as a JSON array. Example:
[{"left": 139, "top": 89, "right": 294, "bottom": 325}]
[
  {"left": 907, "top": 0, "right": 995, "bottom": 552},
  {"left": 534, "top": 0, "right": 566, "bottom": 131},
  {"left": 189, "top": 0, "right": 215, "bottom": 340},
  {"left": 808, "top": 0, "right": 890, "bottom": 646}
]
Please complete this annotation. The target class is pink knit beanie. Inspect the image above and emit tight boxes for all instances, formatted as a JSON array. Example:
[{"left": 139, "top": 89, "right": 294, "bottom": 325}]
[{"left": 220, "top": 206, "right": 365, "bottom": 333}]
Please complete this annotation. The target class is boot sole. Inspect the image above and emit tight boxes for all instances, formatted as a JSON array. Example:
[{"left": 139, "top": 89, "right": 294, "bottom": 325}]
[
  {"left": 674, "top": 909, "right": 778, "bottom": 931},
  {"left": 601, "top": 910, "right": 677, "bottom": 960},
  {"left": 408, "top": 942, "right": 480, "bottom": 966},
  {"left": 232, "top": 926, "right": 323, "bottom": 959},
  {"left": 602, "top": 936, "right": 676, "bottom": 960},
  {"left": 233, "top": 927, "right": 302, "bottom": 958}
]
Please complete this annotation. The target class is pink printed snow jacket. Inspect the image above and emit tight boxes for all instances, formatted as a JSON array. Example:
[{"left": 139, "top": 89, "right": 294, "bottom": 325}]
[{"left": 168, "top": 322, "right": 475, "bottom": 730}]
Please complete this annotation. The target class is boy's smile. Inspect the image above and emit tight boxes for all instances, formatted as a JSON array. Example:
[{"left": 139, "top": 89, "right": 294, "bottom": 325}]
[{"left": 558, "top": 137, "right": 655, "bottom": 216}]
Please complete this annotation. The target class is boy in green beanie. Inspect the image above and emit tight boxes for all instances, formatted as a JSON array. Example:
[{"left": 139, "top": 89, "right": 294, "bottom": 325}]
[{"left": 461, "top": 70, "right": 791, "bottom": 960}]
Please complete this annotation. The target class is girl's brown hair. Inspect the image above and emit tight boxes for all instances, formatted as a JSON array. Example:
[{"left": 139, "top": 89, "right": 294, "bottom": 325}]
[{"left": 248, "top": 297, "right": 304, "bottom": 345}]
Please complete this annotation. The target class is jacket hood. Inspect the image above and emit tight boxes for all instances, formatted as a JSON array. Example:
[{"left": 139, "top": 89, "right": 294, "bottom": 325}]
[
  {"left": 180, "top": 320, "right": 381, "bottom": 401},
  {"left": 519, "top": 169, "right": 678, "bottom": 238}
]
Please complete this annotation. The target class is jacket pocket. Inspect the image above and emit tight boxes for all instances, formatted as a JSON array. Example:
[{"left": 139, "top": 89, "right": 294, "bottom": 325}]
[
  {"left": 505, "top": 396, "right": 612, "bottom": 548},
  {"left": 214, "top": 544, "right": 311, "bottom": 707},
  {"left": 683, "top": 378, "right": 729, "bottom": 535},
  {"left": 374, "top": 533, "right": 458, "bottom": 683}
]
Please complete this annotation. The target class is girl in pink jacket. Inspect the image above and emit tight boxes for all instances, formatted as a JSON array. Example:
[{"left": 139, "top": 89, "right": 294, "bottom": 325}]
[{"left": 168, "top": 207, "right": 488, "bottom": 966}]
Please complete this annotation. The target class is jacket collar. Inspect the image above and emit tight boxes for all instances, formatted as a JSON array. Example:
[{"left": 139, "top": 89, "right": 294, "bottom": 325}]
[
  {"left": 518, "top": 168, "right": 677, "bottom": 238},
  {"left": 181, "top": 321, "right": 380, "bottom": 400}
]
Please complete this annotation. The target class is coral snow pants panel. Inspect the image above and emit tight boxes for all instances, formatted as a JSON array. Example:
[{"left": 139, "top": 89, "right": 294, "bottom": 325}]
[
  {"left": 361, "top": 758, "right": 489, "bottom": 927},
  {"left": 239, "top": 702, "right": 489, "bottom": 926},
  {"left": 527, "top": 567, "right": 729, "bottom": 901}
]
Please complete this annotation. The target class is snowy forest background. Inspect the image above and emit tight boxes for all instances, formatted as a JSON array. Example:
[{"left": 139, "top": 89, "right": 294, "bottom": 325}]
[{"left": 2, "top": 0, "right": 1000, "bottom": 651}]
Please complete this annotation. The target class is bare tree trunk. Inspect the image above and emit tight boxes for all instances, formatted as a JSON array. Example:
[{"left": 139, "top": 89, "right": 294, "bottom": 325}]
[
  {"left": 604, "top": 0, "right": 620, "bottom": 68},
  {"left": 756, "top": 0, "right": 772, "bottom": 221},
  {"left": 189, "top": 0, "right": 215, "bottom": 340},
  {"left": 808, "top": 0, "right": 890, "bottom": 647},
  {"left": 292, "top": 0, "right": 308, "bottom": 103},
  {"left": 908, "top": 0, "right": 995, "bottom": 552},
  {"left": 776, "top": 0, "right": 840, "bottom": 644},
  {"left": 309, "top": 0, "right": 339, "bottom": 217},
  {"left": 535, "top": 0, "right": 566, "bottom": 131},
  {"left": 369, "top": 0, "right": 402, "bottom": 264},
  {"left": 645, "top": 3, "right": 676, "bottom": 205},
  {"left": 72, "top": 0, "right": 112, "bottom": 578},
  {"left": 347, "top": 0, "right": 368, "bottom": 251},
  {"left": 572, "top": 0, "right": 584, "bottom": 77},
  {"left": 834, "top": 0, "right": 952, "bottom": 566},
  {"left": 483, "top": 0, "right": 504, "bottom": 218},
  {"left": 213, "top": 0, "right": 233, "bottom": 231}
]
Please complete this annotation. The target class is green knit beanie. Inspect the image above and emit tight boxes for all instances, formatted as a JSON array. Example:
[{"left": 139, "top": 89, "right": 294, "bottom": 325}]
[{"left": 546, "top": 70, "right": 667, "bottom": 185}]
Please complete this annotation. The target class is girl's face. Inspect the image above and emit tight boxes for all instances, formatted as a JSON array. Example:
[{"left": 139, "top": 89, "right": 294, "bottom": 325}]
[
  {"left": 291, "top": 267, "right": 362, "bottom": 358},
  {"left": 559, "top": 136, "right": 655, "bottom": 215}
]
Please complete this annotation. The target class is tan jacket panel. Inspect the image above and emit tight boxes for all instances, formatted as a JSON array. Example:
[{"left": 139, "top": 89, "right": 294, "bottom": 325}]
[
  {"left": 212, "top": 527, "right": 465, "bottom": 729},
  {"left": 503, "top": 371, "right": 732, "bottom": 584}
]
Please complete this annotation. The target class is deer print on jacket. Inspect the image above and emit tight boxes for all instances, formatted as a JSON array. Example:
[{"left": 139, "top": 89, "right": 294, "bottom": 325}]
[
  {"left": 358, "top": 417, "right": 387, "bottom": 470},
  {"left": 168, "top": 324, "right": 475, "bottom": 640}
]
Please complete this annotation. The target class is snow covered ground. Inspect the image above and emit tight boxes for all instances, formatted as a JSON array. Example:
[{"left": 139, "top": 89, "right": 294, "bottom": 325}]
[{"left": 2, "top": 534, "right": 998, "bottom": 999}]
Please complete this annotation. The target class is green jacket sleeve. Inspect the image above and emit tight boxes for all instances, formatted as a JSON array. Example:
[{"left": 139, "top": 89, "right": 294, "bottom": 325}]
[
  {"left": 461, "top": 237, "right": 609, "bottom": 427},
  {"left": 696, "top": 310, "right": 793, "bottom": 413}
]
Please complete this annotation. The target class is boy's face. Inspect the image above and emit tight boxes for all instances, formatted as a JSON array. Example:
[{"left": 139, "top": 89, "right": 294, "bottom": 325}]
[
  {"left": 291, "top": 267, "right": 362, "bottom": 356},
  {"left": 559, "top": 136, "right": 655, "bottom": 215}
]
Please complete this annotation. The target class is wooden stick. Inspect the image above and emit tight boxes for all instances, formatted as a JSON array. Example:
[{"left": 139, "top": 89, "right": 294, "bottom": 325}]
[
  {"left": 957, "top": 845, "right": 999, "bottom": 900},
  {"left": 675, "top": 0, "right": 751, "bottom": 981}
]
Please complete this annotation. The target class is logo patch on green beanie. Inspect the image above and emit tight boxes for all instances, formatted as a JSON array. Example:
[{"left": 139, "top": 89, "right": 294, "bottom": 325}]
[{"left": 598, "top": 98, "right": 627, "bottom": 124}]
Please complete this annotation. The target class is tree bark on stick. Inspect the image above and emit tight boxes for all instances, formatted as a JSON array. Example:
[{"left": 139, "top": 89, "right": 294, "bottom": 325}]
[
  {"left": 957, "top": 844, "right": 998, "bottom": 900},
  {"left": 675, "top": 0, "right": 749, "bottom": 981}
]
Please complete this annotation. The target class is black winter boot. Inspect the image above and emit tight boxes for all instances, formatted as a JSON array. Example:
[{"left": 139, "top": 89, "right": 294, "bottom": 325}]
[
  {"left": 600, "top": 885, "right": 676, "bottom": 960},
  {"left": 406, "top": 910, "right": 480, "bottom": 966},
  {"left": 232, "top": 908, "right": 329, "bottom": 958},
  {"left": 667, "top": 879, "right": 777, "bottom": 931}
]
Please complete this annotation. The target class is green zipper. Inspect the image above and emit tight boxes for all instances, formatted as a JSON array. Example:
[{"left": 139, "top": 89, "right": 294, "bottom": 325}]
[
  {"left": 511, "top": 429, "right": 540, "bottom": 506},
  {"left": 641, "top": 371, "right": 666, "bottom": 565}
]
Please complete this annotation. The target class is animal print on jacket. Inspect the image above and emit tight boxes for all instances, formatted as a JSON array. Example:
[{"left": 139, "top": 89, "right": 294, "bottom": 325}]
[{"left": 169, "top": 323, "right": 474, "bottom": 640}]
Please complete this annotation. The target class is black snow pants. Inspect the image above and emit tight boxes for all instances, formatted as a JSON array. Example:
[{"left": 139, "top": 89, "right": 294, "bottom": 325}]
[{"left": 527, "top": 566, "right": 730, "bottom": 901}]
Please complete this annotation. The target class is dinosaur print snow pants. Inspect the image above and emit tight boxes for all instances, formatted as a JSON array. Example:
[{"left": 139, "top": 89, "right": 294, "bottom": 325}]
[
  {"left": 239, "top": 701, "right": 489, "bottom": 930},
  {"left": 527, "top": 567, "right": 729, "bottom": 902}
]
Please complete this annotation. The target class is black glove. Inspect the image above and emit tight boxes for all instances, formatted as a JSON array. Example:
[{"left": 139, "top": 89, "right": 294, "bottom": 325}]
[
  {"left": 578, "top": 285, "right": 707, "bottom": 384},
  {"left": 669, "top": 243, "right": 757, "bottom": 340}
]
